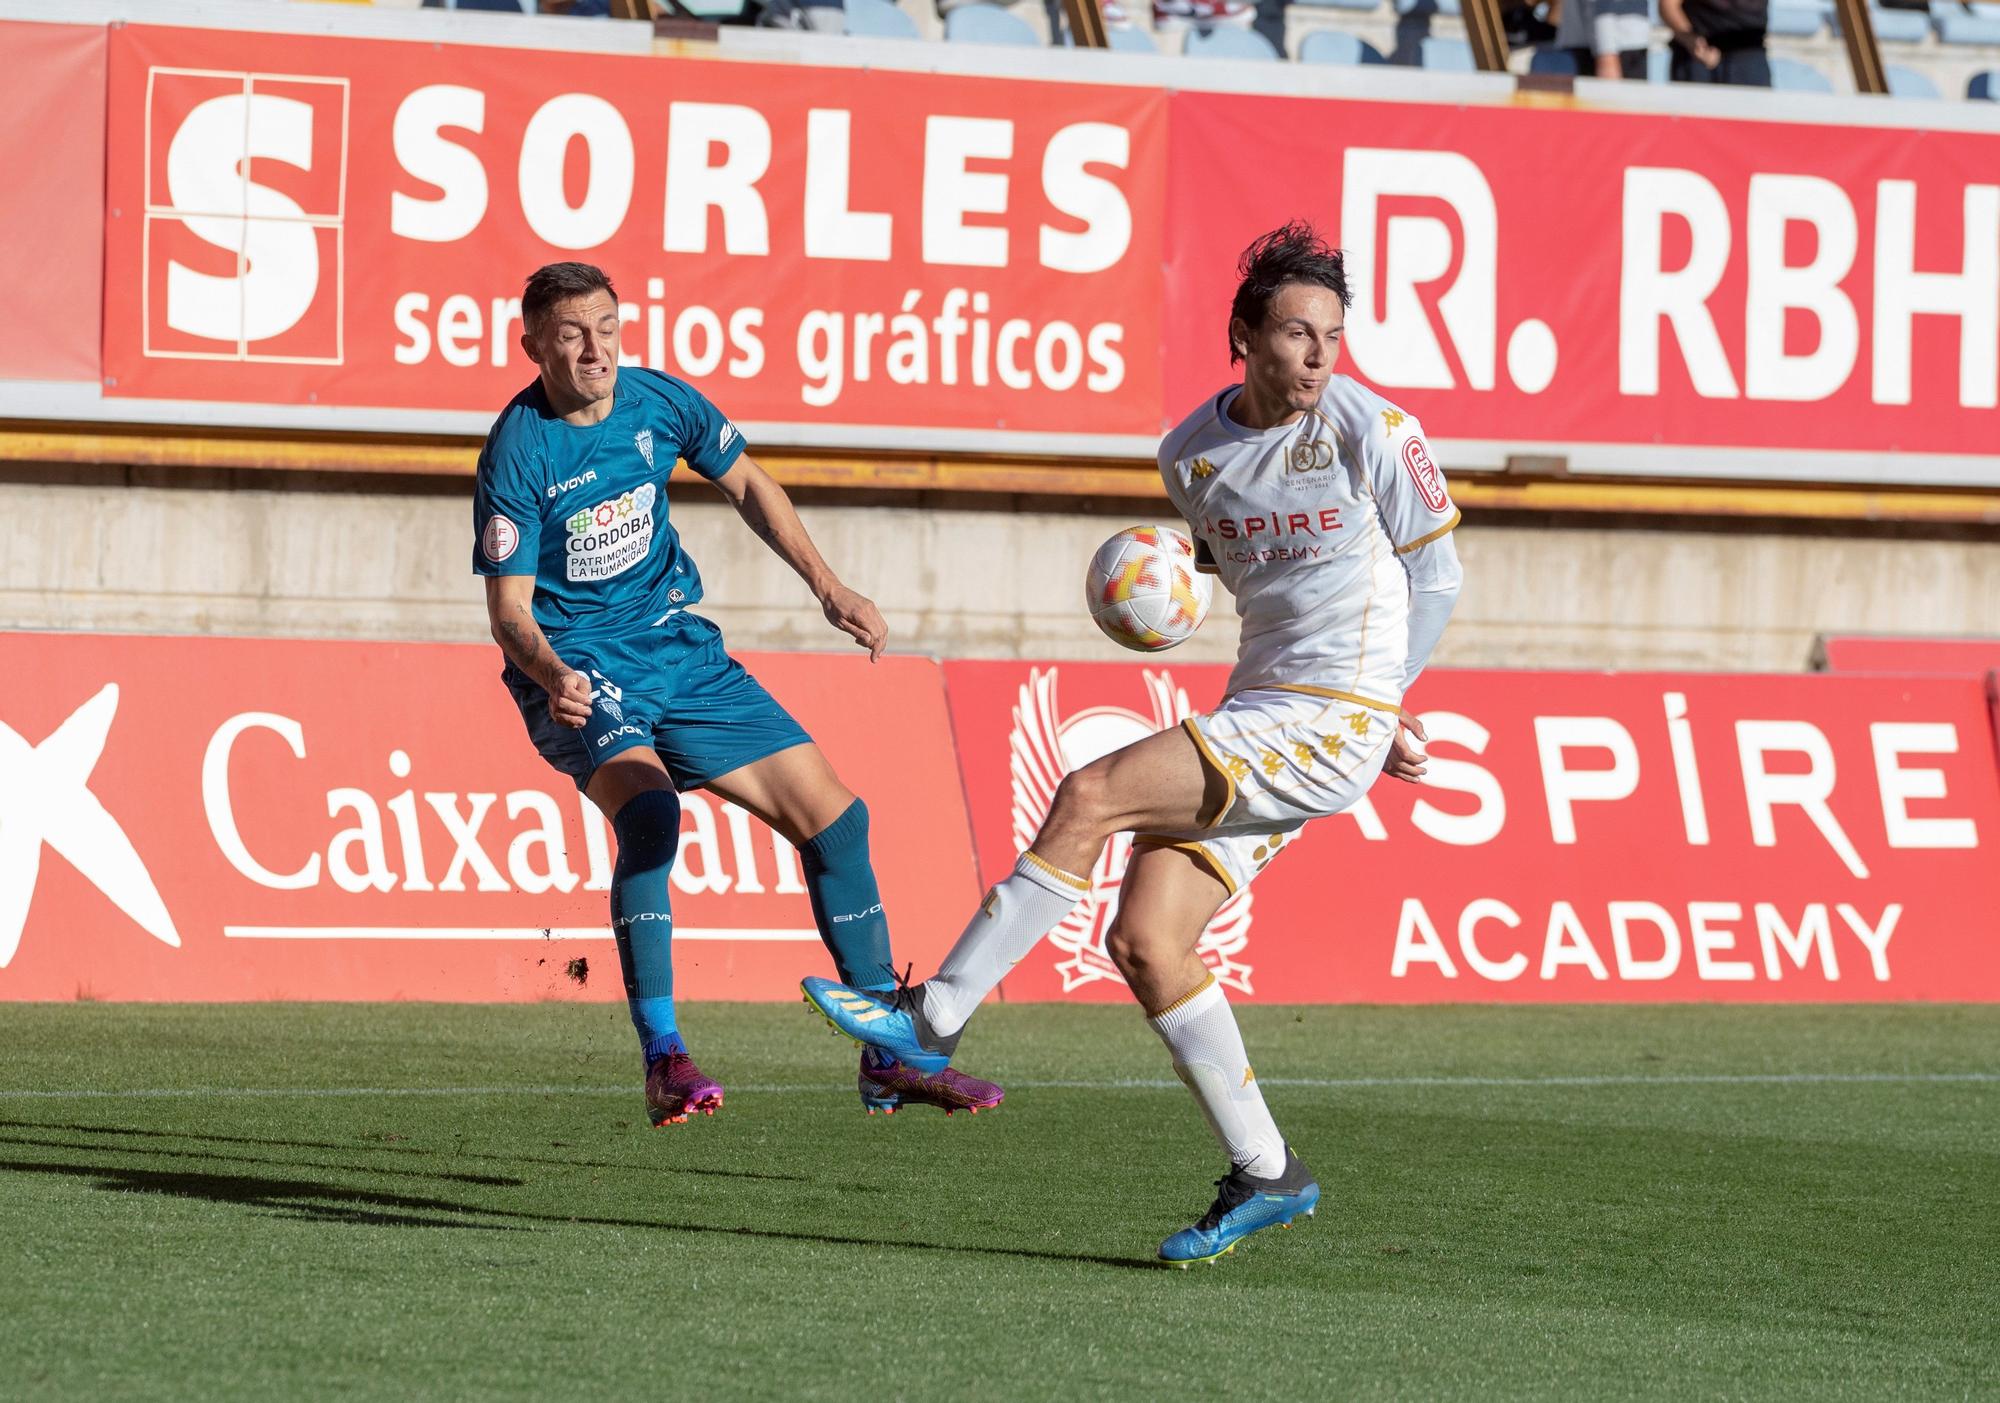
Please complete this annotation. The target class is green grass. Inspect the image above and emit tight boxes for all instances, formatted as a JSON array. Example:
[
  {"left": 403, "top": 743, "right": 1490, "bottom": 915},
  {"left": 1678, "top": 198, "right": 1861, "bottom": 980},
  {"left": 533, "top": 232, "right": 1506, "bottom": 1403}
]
[{"left": 0, "top": 1003, "right": 1994, "bottom": 1401}]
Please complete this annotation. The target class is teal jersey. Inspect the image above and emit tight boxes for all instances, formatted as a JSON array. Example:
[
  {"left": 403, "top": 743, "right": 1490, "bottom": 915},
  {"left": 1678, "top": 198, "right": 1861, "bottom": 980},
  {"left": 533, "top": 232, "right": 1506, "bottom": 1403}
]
[{"left": 471, "top": 367, "right": 744, "bottom": 642}]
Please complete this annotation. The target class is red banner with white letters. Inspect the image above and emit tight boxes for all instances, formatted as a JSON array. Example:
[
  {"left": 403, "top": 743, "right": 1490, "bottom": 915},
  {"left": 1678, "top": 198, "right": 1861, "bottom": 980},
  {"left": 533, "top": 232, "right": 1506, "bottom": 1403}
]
[
  {"left": 0, "top": 633, "right": 978, "bottom": 1003},
  {"left": 99, "top": 23, "right": 1164, "bottom": 436},
  {"left": 1164, "top": 92, "right": 2000, "bottom": 463},
  {"left": 944, "top": 661, "right": 2000, "bottom": 1004},
  {"left": 85, "top": 17, "right": 2000, "bottom": 476}
]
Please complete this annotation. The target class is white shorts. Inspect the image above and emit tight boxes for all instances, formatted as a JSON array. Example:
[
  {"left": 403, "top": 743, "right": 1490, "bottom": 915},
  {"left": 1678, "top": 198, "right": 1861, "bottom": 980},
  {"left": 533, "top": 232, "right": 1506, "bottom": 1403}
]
[{"left": 1135, "top": 686, "right": 1398, "bottom": 895}]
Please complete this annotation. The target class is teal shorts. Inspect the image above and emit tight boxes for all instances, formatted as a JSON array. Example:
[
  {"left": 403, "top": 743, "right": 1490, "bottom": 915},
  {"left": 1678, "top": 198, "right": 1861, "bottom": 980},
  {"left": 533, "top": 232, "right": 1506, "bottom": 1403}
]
[{"left": 502, "top": 612, "right": 812, "bottom": 791}]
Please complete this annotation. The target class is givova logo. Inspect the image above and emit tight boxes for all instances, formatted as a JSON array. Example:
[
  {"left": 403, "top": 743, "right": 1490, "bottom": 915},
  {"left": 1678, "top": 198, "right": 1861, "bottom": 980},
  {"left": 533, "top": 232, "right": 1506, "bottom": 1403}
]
[{"left": 142, "top": 67, "right": 349, "bottom": 364}]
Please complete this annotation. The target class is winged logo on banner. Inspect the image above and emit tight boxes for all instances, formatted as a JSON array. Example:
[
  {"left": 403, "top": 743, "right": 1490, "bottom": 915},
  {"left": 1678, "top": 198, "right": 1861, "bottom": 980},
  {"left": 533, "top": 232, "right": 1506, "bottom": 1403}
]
[{"left": 1009, "top": 666, "right": 1253, "bottom": 995}]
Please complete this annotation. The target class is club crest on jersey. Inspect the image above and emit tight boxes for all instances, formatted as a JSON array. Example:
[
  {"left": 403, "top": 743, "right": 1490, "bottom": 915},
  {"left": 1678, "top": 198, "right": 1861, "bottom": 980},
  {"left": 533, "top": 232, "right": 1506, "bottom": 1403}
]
[
  {"left": 1010, "top": 667, "right": 1254, "bottom": 994},
  {"left": 634, "top": 429, "right": 655, "bottom": 469},
  {"left": 588, "top": 670, "right": 625, "bottom": 722},
  {"left": 1287, "top": 440, "right": 1335, "bottom": 474}
]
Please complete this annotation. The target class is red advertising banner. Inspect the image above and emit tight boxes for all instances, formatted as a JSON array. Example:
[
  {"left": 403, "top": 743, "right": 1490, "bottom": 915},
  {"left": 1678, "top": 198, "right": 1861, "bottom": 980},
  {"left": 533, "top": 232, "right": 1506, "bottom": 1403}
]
[
  {"left": 0, "top": 21, "right": 105, "bottom": 383},
  {"left": 944, "top": 660, "right": 2000, "bottom": 1004},
  {"left": 1164, "top": 92, "right": 2000, "bottom": 463},
  {"left": 1816, "top": 635, "right": 2000, "bottom": 676},
  {"left": 99, "top": 24, "right": 1165, "bottom": 437},
  {"left": 0, "top": 634, "right": 978, "bottom": 1002}
]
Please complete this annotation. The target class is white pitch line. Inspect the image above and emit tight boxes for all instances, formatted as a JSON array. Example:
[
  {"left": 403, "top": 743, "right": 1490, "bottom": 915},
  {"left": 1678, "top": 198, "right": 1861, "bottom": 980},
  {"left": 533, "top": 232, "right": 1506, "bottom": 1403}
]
[{"left": 0, "top": 1072, "right": 1992, "bottom": 1102}]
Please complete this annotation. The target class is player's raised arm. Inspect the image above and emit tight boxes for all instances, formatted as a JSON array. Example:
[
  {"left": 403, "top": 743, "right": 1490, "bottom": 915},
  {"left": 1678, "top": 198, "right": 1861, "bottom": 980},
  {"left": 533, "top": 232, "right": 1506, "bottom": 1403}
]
[{"left": 705, "top": 454, "right": 888, "bottom": 661}]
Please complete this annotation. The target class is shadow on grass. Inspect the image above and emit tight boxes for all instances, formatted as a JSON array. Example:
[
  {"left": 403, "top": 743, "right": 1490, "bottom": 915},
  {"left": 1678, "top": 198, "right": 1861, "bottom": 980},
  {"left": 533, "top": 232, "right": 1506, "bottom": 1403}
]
[
  {"left": 0, "top": 1156, "right": 1161, "bottom": 1271},
  {"left": 0, "top": 1119, "right": 830, "bottom": 1187}
]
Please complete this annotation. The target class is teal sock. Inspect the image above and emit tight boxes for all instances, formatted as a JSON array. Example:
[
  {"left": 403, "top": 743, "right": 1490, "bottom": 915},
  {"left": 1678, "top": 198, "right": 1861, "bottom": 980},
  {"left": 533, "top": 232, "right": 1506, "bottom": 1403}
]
[
  {"left": 610, "top": 788, "right": 685, "bottom": 1064},
  {"left": 800, "top": 799, "right": 896, "bottom": 992}
]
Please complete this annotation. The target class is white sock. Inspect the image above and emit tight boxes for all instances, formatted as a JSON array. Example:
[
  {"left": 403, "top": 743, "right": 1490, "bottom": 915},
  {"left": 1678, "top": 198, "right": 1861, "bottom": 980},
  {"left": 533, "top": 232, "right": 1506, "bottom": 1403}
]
[
  {"left": 920, "top": 852, "right": 1088, "bottom": 1038},
  {"left": 1148, "top": 976, "right": 1287, "bottom": 1180}
]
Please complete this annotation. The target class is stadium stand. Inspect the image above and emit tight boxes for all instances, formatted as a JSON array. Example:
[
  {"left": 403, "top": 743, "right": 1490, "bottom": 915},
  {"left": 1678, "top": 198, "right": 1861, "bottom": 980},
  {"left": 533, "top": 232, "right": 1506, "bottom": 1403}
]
[
  {"left": 1768, "top": 50, "right": 1836, "bottom": 83},
  {"left": 945, "top": 1, "right": 1043, "bottom": 39},
  {"left": 1183, "top": 20, "right": 1284, "bottom": 52},
  {"left": 1297, "top": 26, "right": 1390, "bottom": 56}
]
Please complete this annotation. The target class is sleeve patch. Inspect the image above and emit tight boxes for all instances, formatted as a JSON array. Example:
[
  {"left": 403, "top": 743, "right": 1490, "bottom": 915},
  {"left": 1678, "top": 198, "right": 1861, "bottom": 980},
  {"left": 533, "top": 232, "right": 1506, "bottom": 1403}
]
[
  {"left": 1401, "top": 436, "right": 1450, "bottom": 513},
  {"left": 481, "top": 515, "right": 520, "bottom": 563}
]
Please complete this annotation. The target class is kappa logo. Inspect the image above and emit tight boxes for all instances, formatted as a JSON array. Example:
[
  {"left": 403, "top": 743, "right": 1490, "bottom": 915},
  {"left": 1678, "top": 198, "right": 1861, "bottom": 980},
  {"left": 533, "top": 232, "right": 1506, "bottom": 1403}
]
[
  {"left": 1382, "top": 409, "right": 1406, "bottom": 432},
  {"left": 0, "top": 685, "right": 181, "bottom": 969},
  {"left": 1010, "top": 667, "right": 1253, "bottom": 994},
  {"left": 634, "top": 429, "right": 655, "bottom": 470},
  {"left": 1188, "top": 457, "right": 1217, "bottom": 479}
]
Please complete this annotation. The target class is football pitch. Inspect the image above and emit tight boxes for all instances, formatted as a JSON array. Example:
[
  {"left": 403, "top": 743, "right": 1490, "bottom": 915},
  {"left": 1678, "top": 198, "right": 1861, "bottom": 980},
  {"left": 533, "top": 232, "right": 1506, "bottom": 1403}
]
[{"left": 1, "top": 1003, "right": 1993, "bottom": 1401}]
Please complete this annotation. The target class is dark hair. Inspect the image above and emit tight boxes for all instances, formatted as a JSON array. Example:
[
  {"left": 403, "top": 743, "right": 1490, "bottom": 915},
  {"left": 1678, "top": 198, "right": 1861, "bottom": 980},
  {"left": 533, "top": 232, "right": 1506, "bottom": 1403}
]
[
  {"left": 1228, "top": 223, "right": 1349, "bottom": 364},
  {"left": 522, "top": 262, "right": 617, "bottom": 335}
]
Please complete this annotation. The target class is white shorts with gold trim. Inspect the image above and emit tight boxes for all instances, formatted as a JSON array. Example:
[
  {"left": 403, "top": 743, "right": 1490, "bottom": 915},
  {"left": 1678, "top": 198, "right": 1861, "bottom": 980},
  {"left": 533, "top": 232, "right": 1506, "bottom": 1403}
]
[{"left": 1134, "top": 686, "right": 1398, "bottom": 895}]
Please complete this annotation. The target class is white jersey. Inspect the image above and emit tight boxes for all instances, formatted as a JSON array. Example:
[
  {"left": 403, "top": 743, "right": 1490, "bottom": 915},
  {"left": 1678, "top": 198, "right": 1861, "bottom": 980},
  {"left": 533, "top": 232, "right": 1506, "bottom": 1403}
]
[{"left": 1158, "top": 375, "right": 1460, "bottom": 709}]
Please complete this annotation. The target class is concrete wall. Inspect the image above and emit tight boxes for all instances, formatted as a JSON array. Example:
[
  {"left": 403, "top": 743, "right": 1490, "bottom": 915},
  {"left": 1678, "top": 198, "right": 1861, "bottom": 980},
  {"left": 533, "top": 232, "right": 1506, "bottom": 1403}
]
[{"left": 4, "top": 476, "right": 1997, "bottom": 673}]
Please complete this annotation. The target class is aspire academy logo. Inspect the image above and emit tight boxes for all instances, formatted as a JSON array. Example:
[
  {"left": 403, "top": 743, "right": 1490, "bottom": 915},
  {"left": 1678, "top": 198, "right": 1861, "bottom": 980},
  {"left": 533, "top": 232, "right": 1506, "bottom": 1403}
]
[
  {"left": 0, "top": 685, "right": 179, "bottom": 968},
  {"left": 1008, "top": 667, "right": 1253, "bottom": 994}
]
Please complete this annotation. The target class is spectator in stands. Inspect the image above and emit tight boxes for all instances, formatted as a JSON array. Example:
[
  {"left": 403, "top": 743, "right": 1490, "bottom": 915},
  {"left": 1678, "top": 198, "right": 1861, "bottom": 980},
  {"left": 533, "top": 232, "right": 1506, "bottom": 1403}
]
[
  {"left": 1553, "top": 0, "right": 1650, "bottom": 77},
  {"left": 1661, "top": 0, "right": 1769, "bottom": 84}
]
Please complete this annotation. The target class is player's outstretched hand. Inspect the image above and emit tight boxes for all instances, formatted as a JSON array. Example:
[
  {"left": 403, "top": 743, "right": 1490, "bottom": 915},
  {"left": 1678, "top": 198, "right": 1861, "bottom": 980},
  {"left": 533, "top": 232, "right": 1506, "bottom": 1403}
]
[
  {"left": 1384, "top": 713, "right": 1429, "bottom": 784},
  {"left": 821, "top": 584, "right": 888, "bottom": 662},
  {"left": 549, "top": 669, "right": 593, "bottom": 729}
]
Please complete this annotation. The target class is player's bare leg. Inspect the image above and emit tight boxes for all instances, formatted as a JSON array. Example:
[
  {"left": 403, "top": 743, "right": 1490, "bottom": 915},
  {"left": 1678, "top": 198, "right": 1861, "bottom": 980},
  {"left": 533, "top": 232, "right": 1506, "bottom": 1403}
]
[
  {"left": 916, "top": 722, "right": 1228, "bottom": 1040},
  {"left": 586, "top": 749, "right": 723, "bottom": 1126},
  {"left": 1110, "top": 844, "right": 1320, "bottom": 1265},
  {"left": 712, "top": 744, "right": 1004, "bottom": 1114}
]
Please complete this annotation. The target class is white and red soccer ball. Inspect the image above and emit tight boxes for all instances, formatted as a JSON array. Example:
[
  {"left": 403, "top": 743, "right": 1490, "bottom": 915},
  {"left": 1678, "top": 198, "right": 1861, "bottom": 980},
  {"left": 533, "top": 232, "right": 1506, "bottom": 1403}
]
[{"left": 1084, "top": 524, "right": 1213, "bottom": 652}]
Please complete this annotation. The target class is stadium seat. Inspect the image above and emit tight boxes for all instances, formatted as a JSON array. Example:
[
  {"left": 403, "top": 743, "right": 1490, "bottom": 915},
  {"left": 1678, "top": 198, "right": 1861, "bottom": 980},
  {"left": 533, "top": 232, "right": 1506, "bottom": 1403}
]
[
  {"left": 1934, "top": 0, "right": 2000, "bottom": 43},
  {"left": 1832, "top": 3, "right": 1930, "bottom": 40},
  {"left": 1184, "top": 23, "right": 1282, "bottom": 57},
  {"left": 1528, "top": 46, "right": 1579, "bottom": 73},
  {"left": 1646, "top": 45, "right": 1669, "bottom": 81},
  {"left": 843, "top": 0, "right": 922, "bottom": 35},
  {"left": 1298, "top": 29, "right": 1389, "bottom": 62},
  {"left": 1768, "top": 54, "right": 1834, "bottom": 90},
  {"left": 1395, "top": 0, "right": 1463, "bottom": 14},
  {"left": 1766, "top": 2, "right": 1824, "bottom": 33},
  {"left": 945, "top": 3, "right": 1042, "bottom": 42},
  {"left": 1419, "top": 34, "right": 1476, "bottom": 67},
  {"left": 1106, "top": 23, "right": 1160, "bottom": 49},
  {"left": 1885, "top": 63, "right": 1941, "bottom": 96},
  {"left": 1292, "top": 0, "right": 1382, "bottom": 10},
  {"left": 1971, "top": 69, "right": 2000, "bottom": 98}
]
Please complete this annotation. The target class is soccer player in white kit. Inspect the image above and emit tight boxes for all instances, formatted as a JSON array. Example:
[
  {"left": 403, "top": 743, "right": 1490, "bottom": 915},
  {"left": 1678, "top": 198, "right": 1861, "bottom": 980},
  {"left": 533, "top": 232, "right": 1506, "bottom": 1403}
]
[{"left": 805, "top": 223, "right": 1464, "bottom": 1264}]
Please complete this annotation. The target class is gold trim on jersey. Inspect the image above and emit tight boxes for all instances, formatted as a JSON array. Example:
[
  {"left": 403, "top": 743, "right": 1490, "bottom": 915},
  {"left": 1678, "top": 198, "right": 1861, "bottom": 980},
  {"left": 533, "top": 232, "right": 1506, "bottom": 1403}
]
[
  {"left": 1259, "top": 684, "right": 1406, "bottom": 717},
  {"left": 1396, "top": 507, "right": 1463, "bottom": 555},
  {"left": 1179, "top": 717, "right": 1237, "bottom": 829},
  {"left": 1020, "top": 850, "right": 1090, "bottom": 892}
]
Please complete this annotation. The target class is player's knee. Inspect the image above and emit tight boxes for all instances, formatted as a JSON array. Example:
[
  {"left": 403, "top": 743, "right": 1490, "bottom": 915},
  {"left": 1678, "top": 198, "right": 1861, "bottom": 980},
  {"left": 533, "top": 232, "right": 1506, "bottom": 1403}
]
[
  {"left": 1051, "top": 763, "right": 1119, "bottom": 835},
  {"left": 1105, "top": 918, "right": 1160, "bottom": 982},
  {"left": 611, "top": 788, "right": 681, "bottom": 873}
]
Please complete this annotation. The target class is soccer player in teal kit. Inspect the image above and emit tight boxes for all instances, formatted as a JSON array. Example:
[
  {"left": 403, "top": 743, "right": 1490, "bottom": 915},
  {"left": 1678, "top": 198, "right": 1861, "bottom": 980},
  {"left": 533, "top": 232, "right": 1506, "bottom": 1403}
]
[{"left": 474, "top": 263, "right": 1001, "bottom": 1124}]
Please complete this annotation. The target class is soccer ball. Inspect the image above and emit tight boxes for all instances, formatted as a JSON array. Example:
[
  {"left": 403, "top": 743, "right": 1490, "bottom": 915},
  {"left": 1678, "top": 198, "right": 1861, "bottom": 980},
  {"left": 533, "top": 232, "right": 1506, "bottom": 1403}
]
[{"left": 1084, "top": 524, "right": 1213, "bottom": 652}]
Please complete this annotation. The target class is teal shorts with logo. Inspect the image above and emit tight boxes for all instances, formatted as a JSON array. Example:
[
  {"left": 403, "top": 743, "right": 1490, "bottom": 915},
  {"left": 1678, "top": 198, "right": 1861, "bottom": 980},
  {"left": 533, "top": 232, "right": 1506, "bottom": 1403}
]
[{"left": 502, "top": 611, "right": 811, "bottom": 791}]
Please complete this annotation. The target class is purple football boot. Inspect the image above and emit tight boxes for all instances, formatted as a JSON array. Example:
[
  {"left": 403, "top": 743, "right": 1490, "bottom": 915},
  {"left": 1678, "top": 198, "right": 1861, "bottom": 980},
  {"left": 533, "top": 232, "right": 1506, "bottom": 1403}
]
[
  {"left": 644, "top": 1052, "right": 724, "bottom": 1126},
  {"left": 857, "top": 1048, "right": 1004, "bottom": 1117}
]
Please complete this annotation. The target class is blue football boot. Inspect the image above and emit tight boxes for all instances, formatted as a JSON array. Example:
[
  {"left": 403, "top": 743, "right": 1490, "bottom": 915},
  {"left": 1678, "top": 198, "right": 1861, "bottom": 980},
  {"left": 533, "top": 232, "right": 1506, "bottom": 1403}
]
[
  {"left": 1159, "top": 1146, "right": 1319, "bottom": 1267},
  {"left": 801, "top": 974, "right": 953, "bottom": 1074}
]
